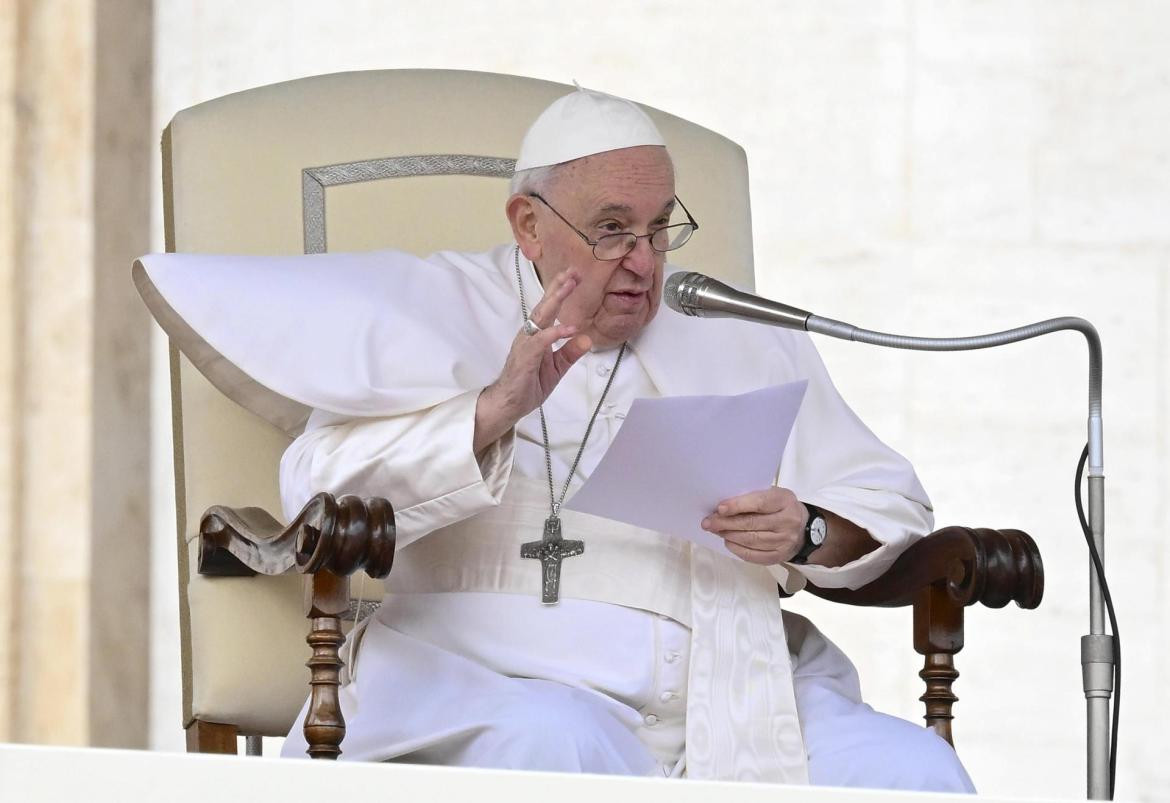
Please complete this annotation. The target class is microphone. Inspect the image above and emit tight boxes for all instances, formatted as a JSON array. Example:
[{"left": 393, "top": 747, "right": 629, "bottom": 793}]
[
  {"left": 664, "top": 270, "right": 1100, "bottom": 362},
  {"left": 663, "top": 271, "right": 811, "bottom": 331},
  {"left": 663, "top": 268, "right": 1114, "bottom": 800}
]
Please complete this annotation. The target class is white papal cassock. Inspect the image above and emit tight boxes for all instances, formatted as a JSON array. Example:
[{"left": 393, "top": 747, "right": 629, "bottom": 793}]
[{"left": 134, "top": 244, "right": 973, "bottom": 791}]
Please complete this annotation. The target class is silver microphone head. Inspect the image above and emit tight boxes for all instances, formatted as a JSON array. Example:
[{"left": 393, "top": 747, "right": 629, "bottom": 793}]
[
  {"left": 663, "top": 270, "right": 812, "bottom": 330},
  {"left": 663, "top": 271, "right": 720, "bottom": 317}
]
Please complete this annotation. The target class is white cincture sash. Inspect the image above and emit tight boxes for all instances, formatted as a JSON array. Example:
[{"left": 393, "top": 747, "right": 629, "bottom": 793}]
[{"left": 385, "top": 477, "right": 810, "bottom": 783}]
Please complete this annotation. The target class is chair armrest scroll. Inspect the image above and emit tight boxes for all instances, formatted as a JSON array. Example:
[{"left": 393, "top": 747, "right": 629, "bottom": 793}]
[
  {"left": 803, "top": 526, "right": 1043, "bottom": 747},
  {"left": 198, "top": 493, "right": 396, "bottom": 579},
  {"left": 805, "top": 526, "right": 1043, "bottom": 610}
]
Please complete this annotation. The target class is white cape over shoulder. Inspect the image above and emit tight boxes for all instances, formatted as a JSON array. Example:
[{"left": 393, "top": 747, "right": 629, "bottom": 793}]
[
  {"left": 134, "top": 249, "right": 518, "bottom": 435},
  {"left": 134, "top": 246, "right": 825, "bottom": 433}
]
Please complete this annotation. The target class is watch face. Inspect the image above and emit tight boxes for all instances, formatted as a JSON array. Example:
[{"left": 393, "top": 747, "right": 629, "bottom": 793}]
[{"left": 809, "top": 516, "right": 828, "bottom": 546}]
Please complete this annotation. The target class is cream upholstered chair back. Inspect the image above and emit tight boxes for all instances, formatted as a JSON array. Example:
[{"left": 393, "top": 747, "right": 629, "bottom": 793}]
[{"left": 163, "top": 69, "right": 755, "bottom": 739}]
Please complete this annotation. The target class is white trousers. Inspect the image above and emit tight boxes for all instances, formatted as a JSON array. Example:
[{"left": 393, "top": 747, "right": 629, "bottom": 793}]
[{"left": 282, "top": 592, "right": 974, "bottom": 793}]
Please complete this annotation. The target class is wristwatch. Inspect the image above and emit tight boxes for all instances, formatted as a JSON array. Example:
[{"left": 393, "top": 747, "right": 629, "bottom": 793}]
[{"left": 791, "top": 503, "right": 828, "bottom": 565}]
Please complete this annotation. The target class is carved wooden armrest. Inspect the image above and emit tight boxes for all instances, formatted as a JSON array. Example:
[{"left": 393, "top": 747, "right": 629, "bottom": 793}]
[
  {"left": 805, "top": 526, "right": 1044, "bottom": 745},
  {"left": 197, "top": 493, "right": 396, "bottom": 759},
  {"left": 199, "top": 492, "right": 396, "bottom": 580}
]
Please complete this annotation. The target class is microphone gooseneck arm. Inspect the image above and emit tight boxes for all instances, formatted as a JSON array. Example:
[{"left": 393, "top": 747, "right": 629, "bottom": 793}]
[
  {"left": 807, "top": 314, "right": 1103, "bottom": 457},
  {"left": 665, "top": 270, "right": 1112, "bottom": 799}
]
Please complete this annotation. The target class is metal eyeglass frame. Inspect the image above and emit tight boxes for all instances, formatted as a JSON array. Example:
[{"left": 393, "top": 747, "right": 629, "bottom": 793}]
[{"left": 528, "top": 192, "right": 699, "bottom": 261}]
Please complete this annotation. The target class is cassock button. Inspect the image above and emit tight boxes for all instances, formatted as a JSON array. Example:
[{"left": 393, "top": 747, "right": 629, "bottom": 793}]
[
  {"left": 643, "top": 714, "right": 660, "bottom": 726},
  {"left": 664, "top": 652, "right": 680, "bottom": 664},
  {"left": 659, "top": 691, "right": 677, "bottom": 703},
  {"left": 596, "top": 364, "right": 610, "bottom": 377}
]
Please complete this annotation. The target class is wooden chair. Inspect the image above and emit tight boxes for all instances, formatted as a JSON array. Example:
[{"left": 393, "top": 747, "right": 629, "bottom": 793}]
[{"left": 140, "top": 69, "right": 1043, "bottom": 759}]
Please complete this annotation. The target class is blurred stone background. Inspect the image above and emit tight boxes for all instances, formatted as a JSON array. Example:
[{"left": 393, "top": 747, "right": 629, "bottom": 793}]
[{"left": 1, "top": 1, "right": 1165, "bottom": 800}]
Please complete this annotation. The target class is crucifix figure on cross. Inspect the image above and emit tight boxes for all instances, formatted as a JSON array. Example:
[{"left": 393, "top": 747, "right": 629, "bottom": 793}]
[{"left": 520, "top": 515, "right": 584, "bottom": 604}]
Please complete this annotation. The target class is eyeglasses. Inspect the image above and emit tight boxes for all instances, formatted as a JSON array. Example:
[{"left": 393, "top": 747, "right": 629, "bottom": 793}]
[{"left": 528, "top": 193, "right": 698, "bottom": 261}]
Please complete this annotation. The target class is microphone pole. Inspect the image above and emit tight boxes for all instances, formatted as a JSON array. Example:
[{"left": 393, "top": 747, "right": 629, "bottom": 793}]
[{"left": 665, "top": 272, "right": 1114, "bottom": 800}]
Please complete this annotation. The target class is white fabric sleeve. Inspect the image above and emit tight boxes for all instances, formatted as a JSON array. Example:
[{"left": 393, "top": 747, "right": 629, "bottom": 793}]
[
  {"left": 279, "top": 389, "right": 514, "bottom": 550},
  {"left": 769, "top": 332, "right": 934, "bottom": 593}
]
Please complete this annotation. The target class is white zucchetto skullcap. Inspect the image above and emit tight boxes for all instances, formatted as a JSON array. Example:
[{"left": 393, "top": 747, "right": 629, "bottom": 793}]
[{"left": 514, "top": 84, "right": 666, "bottom": 172}]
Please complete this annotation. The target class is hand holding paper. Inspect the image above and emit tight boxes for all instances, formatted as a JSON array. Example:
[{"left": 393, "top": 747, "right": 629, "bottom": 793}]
[{"left": 564, "top": 381, "right": 807, "bottom": 553}]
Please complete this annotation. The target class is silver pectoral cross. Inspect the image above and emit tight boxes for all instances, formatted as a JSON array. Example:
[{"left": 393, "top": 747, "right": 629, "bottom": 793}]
[{"left": 520, "top": 515, "right": 584, "bottom": 605}]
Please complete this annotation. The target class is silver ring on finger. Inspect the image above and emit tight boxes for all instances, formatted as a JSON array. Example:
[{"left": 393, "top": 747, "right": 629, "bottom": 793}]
[{"left": 522, "top": 317, "right": 543, "bottom": 336}]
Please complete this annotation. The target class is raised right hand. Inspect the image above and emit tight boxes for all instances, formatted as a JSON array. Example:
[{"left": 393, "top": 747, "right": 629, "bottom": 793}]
[{"left": 473, "top": 267, "right": 592, "bottom": 454}]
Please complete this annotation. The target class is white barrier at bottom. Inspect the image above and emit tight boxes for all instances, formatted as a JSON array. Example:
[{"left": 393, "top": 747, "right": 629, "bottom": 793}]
[{"left": 0, "top": 744, "right": 1071, "bottom": 803}]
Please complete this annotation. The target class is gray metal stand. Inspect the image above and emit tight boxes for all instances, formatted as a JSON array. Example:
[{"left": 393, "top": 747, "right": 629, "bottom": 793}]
[{"left": 804, "top": 314, "right": 1113, "bottom": 799}]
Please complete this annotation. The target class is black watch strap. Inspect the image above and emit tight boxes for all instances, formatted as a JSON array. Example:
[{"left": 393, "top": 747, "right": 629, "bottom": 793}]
[{"left": 791, "top": 503, "right": 826, "bottom": 565}]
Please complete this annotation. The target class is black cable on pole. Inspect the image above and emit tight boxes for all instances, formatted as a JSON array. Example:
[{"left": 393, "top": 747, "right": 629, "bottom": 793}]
[{"left": 1075, "top": 444, "right": 1120, "bottom": 800}]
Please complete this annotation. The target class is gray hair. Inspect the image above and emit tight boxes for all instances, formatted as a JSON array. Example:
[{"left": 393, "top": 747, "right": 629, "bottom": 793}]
[{"left": 509, "top": 163, "right": 563, "bottom": 196}]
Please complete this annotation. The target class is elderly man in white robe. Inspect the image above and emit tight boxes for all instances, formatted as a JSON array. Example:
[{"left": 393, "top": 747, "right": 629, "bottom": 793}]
[
  {"left": 276, "top": 88, "right": 973, "bottom": 791},
  {"left": 138, "top": 86, "right": 974, "bottom": 791}
]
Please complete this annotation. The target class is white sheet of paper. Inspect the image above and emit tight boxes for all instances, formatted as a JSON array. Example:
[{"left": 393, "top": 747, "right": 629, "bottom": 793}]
[{"left": 564, "top": 380, "right": 808, "bottom": 553}]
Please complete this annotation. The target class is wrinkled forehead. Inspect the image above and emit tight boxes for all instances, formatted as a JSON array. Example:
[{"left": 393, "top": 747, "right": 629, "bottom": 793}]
[{"left": 557, "top": 145, "right": 676, "bottom": 210}]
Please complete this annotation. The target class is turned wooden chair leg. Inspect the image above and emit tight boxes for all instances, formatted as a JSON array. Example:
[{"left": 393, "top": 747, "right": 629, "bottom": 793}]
[
  {"left": 186, "top": 719, "right": 238, "bottom": 754},
  {"left": 302, "top": 569, "right": 350, "bottom": 759},
  {"left": 913, "top": 583, "right": 964, "bottom": 746}
]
